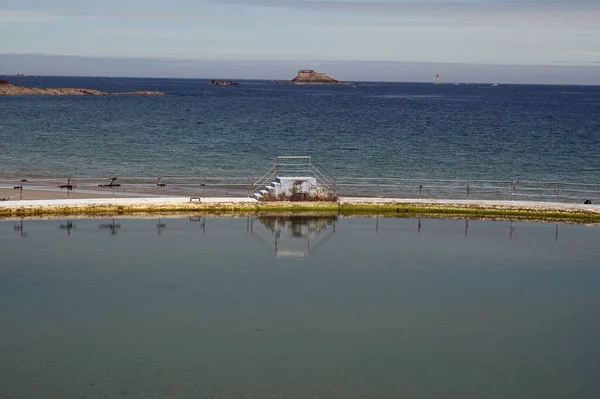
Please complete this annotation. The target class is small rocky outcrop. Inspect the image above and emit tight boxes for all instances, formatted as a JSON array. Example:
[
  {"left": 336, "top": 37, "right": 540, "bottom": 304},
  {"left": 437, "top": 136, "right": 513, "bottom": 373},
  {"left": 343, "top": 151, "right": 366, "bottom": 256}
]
[
  {"left": 209, "top": 80, "right": 239, "bottom": 86},
  {"left": 0, "top": 80, "right": 167, "bottom": 96},
  {"left": 119, "top": 91, "right": 168, "bottom": 96},
  {"left": 290, "top": 69, "right": 343, "bottom": 84}
]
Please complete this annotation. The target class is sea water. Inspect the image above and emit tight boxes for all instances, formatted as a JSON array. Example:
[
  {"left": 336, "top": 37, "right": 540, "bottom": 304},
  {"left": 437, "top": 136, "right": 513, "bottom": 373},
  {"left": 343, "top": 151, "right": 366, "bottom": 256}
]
[
  {"left": 1, "top": 216, "right": 599, "bottom": 398},
  {"left": 1, "top": 77, "right": 599, "bottom": 185}
]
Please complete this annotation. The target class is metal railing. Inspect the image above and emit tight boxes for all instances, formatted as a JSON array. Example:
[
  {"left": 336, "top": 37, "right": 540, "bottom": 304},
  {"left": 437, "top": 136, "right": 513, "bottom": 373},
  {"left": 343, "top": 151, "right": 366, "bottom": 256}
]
[
  {"left": 2, "top": 174, "right": 599, "bottom": 205},
  {"left": 334, "top": 177, "right": 600, "bottom": 204},
  {"left": 251, "top": 156, "right": 336, "bottom": 196},
  {"left": 0, "top": 176, "right": 254, "bottom": 200}
]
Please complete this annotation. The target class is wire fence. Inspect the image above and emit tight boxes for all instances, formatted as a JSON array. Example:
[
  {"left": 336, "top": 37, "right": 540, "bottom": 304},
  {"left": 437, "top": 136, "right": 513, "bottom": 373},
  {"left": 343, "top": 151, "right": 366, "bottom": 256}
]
[
  {"left": 335, "top": 178, "right": 600, "bottom": 204},
  {"left": 1, "top": 175, "right": 599, "bottom": 205},
  {"left": 0, "top": 176, "right": 251, "bottom": 200}
]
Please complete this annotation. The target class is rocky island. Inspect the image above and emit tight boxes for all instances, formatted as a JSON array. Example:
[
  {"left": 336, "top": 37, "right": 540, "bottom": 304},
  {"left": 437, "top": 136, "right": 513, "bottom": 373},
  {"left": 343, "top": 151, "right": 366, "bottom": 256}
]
[
  {"left": 0, "top": 79, "right": 167, "bottom": 96},
  {"left": 286, "top": 69, "right": 349, "bottom": 85},
  {"left": 209, "top": 80, "right": 239, "bottom": 86}
]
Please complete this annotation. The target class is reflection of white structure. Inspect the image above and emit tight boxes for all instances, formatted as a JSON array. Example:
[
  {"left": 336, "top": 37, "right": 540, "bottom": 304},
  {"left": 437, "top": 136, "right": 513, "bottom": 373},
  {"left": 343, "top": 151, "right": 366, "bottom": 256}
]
[{"left": 251, "top": 216, "right": 337, "bottom": 258}]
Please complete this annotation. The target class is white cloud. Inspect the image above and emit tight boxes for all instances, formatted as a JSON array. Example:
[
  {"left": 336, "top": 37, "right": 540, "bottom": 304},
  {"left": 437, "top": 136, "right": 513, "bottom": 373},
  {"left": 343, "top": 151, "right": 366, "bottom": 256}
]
[
  {"left": 1, "top": 1, "right": 599, "bottom": 67},
  {"left": 0, "top": 8, "right": 213, "bottom": 23},
  {"left": 0, "top": 9, "right": 64, "bottom": 22}
]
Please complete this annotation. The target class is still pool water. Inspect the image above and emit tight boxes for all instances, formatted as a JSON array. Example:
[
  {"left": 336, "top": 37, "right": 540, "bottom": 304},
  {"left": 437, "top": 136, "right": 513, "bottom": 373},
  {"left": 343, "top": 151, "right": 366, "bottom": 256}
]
[{"left": 1, "top": 216, "right": 600, "bottom": 398}]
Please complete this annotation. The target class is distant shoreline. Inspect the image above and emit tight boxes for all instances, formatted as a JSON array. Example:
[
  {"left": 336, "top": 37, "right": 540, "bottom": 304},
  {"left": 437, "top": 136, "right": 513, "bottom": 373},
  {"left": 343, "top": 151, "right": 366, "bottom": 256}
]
[
  {"left": 0, "top": 79, "right": 167, "bottom": 96},
  {"left": 2, "top": 74, "right": 597, "bottom": 87}
]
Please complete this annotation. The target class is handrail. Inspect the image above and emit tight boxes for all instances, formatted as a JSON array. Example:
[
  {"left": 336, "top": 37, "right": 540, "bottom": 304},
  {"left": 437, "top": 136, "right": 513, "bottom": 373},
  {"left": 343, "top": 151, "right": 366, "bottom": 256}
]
[
  {"left": 252, "top": 162, "right": 278, "bottom": 195},
  {"left": 3, "top": 176, "right": 600, "bottom": 189}
]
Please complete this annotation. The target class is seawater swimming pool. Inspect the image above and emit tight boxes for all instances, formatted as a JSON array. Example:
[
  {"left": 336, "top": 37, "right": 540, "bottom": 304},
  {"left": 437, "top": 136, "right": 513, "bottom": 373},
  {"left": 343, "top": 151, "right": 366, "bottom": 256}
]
[{"left": 1, "top": 216, "right": 599, "bottom": 398}]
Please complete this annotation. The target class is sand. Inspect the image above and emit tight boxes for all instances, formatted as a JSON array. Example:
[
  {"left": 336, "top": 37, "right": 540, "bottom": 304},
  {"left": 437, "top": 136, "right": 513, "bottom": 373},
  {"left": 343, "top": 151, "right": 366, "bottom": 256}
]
[
  {"left": 2, "top": 186, "right": 600, "bottom": 223},
  {"left": 0, "top": 187, "right": 125, "bottom": 201}
]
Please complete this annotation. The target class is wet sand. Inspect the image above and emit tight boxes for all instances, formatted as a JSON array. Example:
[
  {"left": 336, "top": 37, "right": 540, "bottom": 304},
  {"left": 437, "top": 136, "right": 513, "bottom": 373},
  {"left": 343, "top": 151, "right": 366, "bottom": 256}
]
[{"left": 0, "top": 188, "right": 124, "bottom": 201}]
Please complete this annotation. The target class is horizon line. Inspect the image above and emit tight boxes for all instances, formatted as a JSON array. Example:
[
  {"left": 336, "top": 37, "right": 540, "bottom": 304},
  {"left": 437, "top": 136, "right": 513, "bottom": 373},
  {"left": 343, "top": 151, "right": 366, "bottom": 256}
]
[{"left": 2, "top": 74, "right": 597, "bottom": 87}]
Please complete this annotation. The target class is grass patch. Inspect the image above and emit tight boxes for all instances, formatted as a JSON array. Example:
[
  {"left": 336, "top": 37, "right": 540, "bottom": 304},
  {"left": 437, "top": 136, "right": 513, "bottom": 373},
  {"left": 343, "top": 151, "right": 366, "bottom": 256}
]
[{"left": 338, "top": 204, "right": 600, "bottom": 222}]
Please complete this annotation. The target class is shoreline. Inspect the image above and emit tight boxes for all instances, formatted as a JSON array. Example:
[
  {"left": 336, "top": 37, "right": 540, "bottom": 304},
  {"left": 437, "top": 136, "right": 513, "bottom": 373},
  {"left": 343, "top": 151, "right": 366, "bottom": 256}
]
[{"left": 1, "top": 195, "right": 600, "bottom": 222}]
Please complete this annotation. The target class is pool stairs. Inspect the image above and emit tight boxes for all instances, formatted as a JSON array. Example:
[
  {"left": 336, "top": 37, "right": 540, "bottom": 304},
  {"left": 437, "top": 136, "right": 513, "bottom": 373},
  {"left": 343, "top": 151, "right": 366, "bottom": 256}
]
[
  {"left": 254, "top": 178, "right": 282, "bottom": 200},
  {"left": 252, "top": 156, "right": 335, "bottom": 201}
]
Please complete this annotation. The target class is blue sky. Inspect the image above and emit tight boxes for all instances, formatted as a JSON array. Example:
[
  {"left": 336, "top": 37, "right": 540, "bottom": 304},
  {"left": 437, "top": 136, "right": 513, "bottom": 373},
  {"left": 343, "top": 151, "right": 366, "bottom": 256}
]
[{"left": 1, "top": 0, "right": 599, "bottom": 81}]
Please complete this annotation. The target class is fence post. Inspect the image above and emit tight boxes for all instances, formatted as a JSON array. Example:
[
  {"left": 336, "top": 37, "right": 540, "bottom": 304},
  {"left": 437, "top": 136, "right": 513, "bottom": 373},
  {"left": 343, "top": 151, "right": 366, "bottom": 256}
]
[
  {"left": 333, "top": 176, "right": 337, "bottom": 197},
  {"left": 20, "top": 179, "right": 26, "bottom": 200},
  {"left": 466, "top": 180, "right": 470, "bottom": 200},
  {"left": 156, "top": 176, "right": 165, "bottom": 198}
]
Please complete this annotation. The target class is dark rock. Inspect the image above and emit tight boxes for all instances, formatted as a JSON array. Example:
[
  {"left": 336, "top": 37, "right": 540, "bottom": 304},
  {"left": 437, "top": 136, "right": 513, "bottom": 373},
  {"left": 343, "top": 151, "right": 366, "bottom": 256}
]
[
  {"left": 291, "top": 69, "right": 339, "bottom": 84},
  {"left": 209, "top": 80, "right": 239, "bottom": 86},
  {"left": 0, "top": 82, "right": 167, "bottom": 96},
  {"left": 274, "top": 69, "right": 351, "bottom": 85}
]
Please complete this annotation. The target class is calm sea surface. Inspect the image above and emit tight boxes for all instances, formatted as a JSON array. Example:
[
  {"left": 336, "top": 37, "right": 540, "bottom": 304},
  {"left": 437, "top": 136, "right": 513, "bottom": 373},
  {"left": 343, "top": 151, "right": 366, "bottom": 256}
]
[
  {"left": 1, "top": 76, "right": 599, "bottom": 183},
  {"left": 1, "top": 216, "right": 599, "bottom": 398}
]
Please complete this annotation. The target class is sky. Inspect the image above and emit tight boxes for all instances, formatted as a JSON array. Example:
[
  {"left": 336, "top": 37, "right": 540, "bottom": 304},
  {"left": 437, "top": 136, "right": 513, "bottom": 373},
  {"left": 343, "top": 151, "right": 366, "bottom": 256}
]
[{"left": 1, "top": 0, "right": 599, "bottom": 83}]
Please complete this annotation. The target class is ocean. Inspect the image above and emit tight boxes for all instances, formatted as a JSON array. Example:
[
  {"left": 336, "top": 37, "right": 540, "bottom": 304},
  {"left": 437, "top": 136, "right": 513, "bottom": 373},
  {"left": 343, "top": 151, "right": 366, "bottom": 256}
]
[{"left": 1, "top": 76, "right": 599, "bottom": 197}]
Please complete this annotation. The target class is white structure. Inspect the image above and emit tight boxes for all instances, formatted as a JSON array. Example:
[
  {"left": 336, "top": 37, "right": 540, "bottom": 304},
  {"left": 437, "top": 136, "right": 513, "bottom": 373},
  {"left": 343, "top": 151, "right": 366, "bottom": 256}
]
[
  {"left": 254, "top": 176, "right": 318, "bottom": 200},
  {"left": 252, "top": 156, "right": 334, "bottom": 200},
  {"left": 252, "top": 216, "right": 337, "bottom": 258}
]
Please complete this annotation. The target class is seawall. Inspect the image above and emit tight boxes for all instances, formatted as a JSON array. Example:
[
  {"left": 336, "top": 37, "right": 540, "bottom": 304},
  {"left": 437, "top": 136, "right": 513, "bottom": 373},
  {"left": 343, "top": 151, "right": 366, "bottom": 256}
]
[{"left": 1, "top": 197, "right": 600, "bottom": 222}]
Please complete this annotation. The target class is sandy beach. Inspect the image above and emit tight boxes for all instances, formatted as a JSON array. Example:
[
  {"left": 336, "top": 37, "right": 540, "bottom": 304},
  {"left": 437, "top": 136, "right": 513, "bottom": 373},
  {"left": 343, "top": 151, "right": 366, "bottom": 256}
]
[{"left": 0, "top": 187, "right": 125, "bottom": 201}]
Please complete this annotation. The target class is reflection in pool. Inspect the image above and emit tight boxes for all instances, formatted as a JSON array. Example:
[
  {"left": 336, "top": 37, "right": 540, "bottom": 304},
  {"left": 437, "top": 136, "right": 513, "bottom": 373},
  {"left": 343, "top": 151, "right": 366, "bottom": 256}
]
[{"left": 1, "top": 216, "right": 599, "bottom": 398}]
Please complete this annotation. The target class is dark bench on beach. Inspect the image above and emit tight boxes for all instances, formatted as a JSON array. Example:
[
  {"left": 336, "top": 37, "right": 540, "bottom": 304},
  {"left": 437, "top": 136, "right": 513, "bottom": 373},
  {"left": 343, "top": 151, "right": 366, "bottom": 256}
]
[
  {"left": 98, "top": 178, "right": 121, "bottom": 189},
  {"left": 59, "top": 178, "right": 76, "bottom": 191}
]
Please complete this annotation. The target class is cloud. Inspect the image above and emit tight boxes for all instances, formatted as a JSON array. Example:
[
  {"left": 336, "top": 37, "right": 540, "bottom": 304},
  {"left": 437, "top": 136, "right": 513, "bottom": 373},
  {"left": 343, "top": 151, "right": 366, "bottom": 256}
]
[
  {"left": 3, "top": 2, "right": 598, "bottom": 26},
  {"left": 209, "top": 0, "right": 600, "bottom": 24},
  {"left": 212, "top": 0, "right": 598, "bottom": 12},
  {"left": 0, "top": 8, "right": 213, "bottom": 23},
  {"left": 0, "top": 9, "right": 64, "bottom": 22}
]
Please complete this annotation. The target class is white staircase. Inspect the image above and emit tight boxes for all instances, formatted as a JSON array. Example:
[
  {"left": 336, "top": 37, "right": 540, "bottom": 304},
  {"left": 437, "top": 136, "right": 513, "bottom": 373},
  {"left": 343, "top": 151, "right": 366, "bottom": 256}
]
[
  {"left": 254, "top": 178, "right": 281, "bottom": 200},
  {"left": 252, "top": 157, "right": 335, "bottom": 200}
]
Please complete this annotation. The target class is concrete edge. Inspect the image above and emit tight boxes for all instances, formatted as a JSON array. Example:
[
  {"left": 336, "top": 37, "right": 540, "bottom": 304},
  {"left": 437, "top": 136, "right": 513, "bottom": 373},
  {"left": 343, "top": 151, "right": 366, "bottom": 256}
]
[{"left": 1, "top": 196, "right": 600, "bottom": 220}]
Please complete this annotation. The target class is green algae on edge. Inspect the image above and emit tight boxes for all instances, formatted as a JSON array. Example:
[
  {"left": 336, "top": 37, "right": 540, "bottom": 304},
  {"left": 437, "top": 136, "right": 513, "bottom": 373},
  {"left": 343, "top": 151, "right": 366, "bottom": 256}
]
[{"left": 2, "top": 200, "right": 600, "bottom": 223}]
